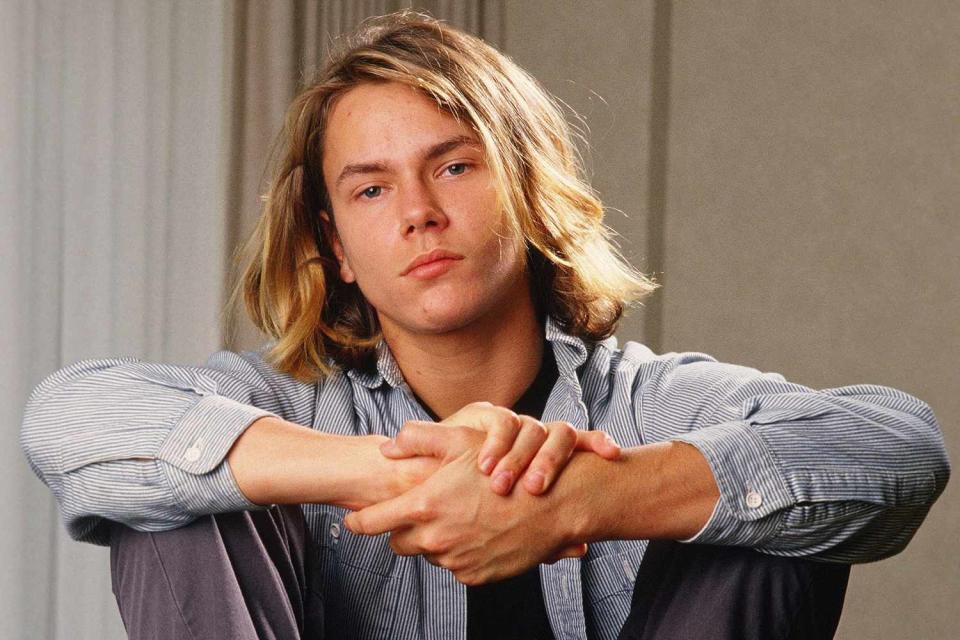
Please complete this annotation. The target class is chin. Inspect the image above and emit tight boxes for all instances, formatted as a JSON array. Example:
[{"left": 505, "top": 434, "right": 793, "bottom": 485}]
[{"left": 380, "top": 297, "right": 490, "bottom": 337}]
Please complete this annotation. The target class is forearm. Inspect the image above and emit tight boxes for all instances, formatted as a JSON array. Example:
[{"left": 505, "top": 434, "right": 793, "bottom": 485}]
[
  {"left": 635, "top": 354, "right": 951, "bottom": 561},
  {"left": 559, "top": 442, "right": 720, "bottom": 544},
  {"left": 227, "top": 416, "right": 431, "bottom": 510}
]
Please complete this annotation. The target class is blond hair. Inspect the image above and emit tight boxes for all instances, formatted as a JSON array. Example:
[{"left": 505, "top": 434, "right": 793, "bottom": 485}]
[{"left": 230, "top": 9, "right": 658, "bottom": 383}]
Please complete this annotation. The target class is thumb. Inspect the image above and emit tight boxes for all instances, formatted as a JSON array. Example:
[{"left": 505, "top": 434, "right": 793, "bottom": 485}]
[
  {"left": 344, "top": 490, "right": 417, "bottom": 537},
  {"left": 545, "top": 543, "right": 589, "bottom": 564},
  {"left": 380, "top": 421, "right": 452, "bottom": 460},
  {"left": 575, "top": 430, "right": 621, "bottom": 460}
]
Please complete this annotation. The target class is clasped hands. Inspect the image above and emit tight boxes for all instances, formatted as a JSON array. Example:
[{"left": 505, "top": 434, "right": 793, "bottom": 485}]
[{"left": 344, "top": 401, "right": 621, "bottom": 586}]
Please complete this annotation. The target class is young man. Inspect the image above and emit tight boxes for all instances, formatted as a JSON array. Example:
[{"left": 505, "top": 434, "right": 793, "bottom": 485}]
[{"left": 21, "top": 10, "right": 949, "bottom": 640}]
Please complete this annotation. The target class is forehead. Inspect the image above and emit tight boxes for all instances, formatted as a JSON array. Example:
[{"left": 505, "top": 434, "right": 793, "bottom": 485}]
[{"left": 322, "top": 82, "right": 475, "bottom": 170}]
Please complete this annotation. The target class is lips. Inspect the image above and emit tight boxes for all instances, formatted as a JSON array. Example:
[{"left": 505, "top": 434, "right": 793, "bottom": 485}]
[{"left": 401, "top": 248, "right": 465, "bottom": 276}]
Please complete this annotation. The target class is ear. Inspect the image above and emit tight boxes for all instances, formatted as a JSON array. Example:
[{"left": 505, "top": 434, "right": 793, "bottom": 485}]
[{"left": 321, "top": 211, "right": 356, "bottom": 284}]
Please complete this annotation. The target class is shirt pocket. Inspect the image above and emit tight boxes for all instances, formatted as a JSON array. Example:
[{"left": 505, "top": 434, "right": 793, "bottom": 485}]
[
  {"left": 304, "top": 504, "right": 402, "bottom": 639},
  {"left": 582, "top": 539, "right": 647, "bottom": 607}
]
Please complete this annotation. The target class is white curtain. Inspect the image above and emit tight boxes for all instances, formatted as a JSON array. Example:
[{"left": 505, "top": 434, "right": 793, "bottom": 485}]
[
  {"left": 2, "top": 1, "right": 232, "bottom": 637},
  {"left": 2, "top": 2, "right": 499, "bottom": 638}
]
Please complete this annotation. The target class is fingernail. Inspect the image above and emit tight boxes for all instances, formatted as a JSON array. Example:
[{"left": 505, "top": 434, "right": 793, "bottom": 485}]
[
  {"left": 604, "top": 434, "right": 619, "bottom": 449},
  {"left": 525, "top": 470, "right": 545, "bottom": 494},
  {"left": 479, "top": 456, "right": 495, "bottom": 475},
  {"left": 492, "top": 470, "right": 514, "bottom": 494}
]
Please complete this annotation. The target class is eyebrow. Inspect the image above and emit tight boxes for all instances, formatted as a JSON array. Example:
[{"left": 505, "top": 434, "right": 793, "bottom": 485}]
[{"left": 333, "top": 134, "right": 481, "bottom": 189}]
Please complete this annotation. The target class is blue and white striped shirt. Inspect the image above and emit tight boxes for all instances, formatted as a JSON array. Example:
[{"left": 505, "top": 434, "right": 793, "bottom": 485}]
[{"left": 20, "top": 315, "right": 950, "bottom": 640}]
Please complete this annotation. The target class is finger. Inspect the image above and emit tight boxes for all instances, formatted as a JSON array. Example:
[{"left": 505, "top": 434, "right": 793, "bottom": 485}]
[
  {"left": 344, "top": 490, "right": 423, "bottom": 537},
  {"left": 473, "top": 410, "right": 522, "bottom": 475},
  {"left": 520, "top": 421, "right": 577, "bottom": 495},
  {"left": 442, "top": 401, "right": 518, "bottom": 433},
  {"left": 489, "top": 416, "right": 548, "bottom": 495},
  {"left": 575, "top": 429, "right": 622, "bottom": 460},
  {"left": 544, "top": 543, "right": 589, "bottom": 564},
  {"left": 387, "top": 528, "right": 423, "bottom": 557},
  {"left": 380, "top": 421, "right": 461, "bottom": 460}
]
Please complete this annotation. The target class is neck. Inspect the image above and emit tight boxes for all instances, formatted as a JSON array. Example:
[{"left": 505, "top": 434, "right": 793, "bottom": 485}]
[{"left": 379, "top": 293, "right": 544, "bottom": 420}]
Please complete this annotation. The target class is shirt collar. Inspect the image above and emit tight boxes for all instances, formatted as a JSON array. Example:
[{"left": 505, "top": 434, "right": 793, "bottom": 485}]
[{"left": 344, "top": 314, "right": 592, "bottom": 390}]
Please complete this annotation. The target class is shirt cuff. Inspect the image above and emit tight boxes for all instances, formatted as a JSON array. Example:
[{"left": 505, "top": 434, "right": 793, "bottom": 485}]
[
  {"left": 157, "top": 395, "right": 277, "bottom": 514},
  {"left": 671, "top": 421, "right": 794, "bottom": 547}
]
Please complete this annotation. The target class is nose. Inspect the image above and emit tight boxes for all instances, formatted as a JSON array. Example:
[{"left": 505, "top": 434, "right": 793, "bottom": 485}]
[{"left": 399, "top": 178, "right": 448, "bottom": 237}]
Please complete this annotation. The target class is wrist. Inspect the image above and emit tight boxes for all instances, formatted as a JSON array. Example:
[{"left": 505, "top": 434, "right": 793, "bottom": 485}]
[
  {"left": 550, "top": 442, "right": 721, "bottom": 544},
  {"left": 546, "top": 452, "right": 612, "bottom": 545},
  {"left": 227, "top": 416, "right": 391, "bottom": 508}
]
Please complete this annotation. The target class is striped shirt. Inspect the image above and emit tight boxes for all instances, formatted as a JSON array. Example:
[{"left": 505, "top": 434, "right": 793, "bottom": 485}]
[{"left": 20, "top": 315, "right": 951, "bottom": 640}]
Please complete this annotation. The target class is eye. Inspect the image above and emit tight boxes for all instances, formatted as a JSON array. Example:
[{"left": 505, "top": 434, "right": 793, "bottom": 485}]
[
  {"left": 443, "top": 162, "right": 469, "bottom": 176},
  {"left": 357, "top": 185, "right": 383, "bottom": 200}
]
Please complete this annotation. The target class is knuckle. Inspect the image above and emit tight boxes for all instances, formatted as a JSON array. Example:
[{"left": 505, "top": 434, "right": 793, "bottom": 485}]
[
  {"left": 421, "top": 531, "right": 445, "bottom": 554},
  {"left": 443, "top": 555, "right": 465, "bottom": 572},
  {"left": 496, "top": 453, "right": 521, "bottom": 473},
  {"left": 389, "top": 536, "right": 411, "bottom": 556},
  {"left": 498, "top": 408, "right": 521, "bottom": 428},
  {"left": 557, "top": 421, "right": 577, "bottom": 438},
  {"left": 547, "top": 421, "right": 577, "bottom": 447},
  {"left": 521, "top": 420, "right": 548, "bottom": 443},
  {"left": 523, "top": 416, "right": 548, "bottom": 433},
  {"left": 535, "top": 449, "right": 563, "bottom": 469},
  {"left": 497, "top": 414, "right": 521, "bottom": 436},
  {"left": 395, "top": 429, "right": 414, "bottom": 447},
  {"left": 457, "top": 570, "right": 481, "bottom": 587},
  {"left": 410, "top": 497, "right": 436, "bottom": 522}
]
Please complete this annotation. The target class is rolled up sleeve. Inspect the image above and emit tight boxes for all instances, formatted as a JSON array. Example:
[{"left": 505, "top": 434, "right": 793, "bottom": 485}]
[
  {"left": 21, "top": 350, "right": 316, "bottom": 545},
  {"left": 636, "top": 353, "right": 951, "bottom": 562}
]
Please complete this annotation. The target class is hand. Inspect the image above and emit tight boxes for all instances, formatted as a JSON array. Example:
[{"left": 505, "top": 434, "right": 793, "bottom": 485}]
[
  {"left": 345, "top": 427, "right": 588, "bottom": 585},
  {"left": 329, "top": 434, "right": 442, "bottom": 511},
  {"left": 381, "top": 401, "right": 621, "bottom": 496}
]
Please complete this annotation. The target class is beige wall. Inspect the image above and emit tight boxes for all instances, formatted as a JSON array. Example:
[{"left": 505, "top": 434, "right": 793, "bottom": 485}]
[{"left": 506, "top": 1, "right": 958, "bottom": 638}]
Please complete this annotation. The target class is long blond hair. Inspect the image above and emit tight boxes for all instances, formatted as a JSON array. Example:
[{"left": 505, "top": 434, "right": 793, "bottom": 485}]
[{"left": 230, "top": 9, "right": 658, "bottom": 383}]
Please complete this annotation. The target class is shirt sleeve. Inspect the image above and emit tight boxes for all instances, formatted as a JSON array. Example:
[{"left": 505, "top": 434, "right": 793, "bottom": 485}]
[
  {"left": 633, "top": 351, "right": 951, "bottom": 563},
  {"left": 20, "top": 349, "right": 318, "bottom": 546}
]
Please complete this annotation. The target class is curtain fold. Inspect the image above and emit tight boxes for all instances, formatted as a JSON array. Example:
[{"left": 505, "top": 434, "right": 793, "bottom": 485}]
[
  {"left": 4, "top": 1, "right": 232, "bottom": 637},
  {"left": 3, "top": 2, "right": 500, "bottom": 638}
]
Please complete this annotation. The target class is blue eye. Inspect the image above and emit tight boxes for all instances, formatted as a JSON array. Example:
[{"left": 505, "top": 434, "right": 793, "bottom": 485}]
[
  {"left": 359, "top": 186, "right": 382, "bottom": 199},
  {"left": 446, "top": 163, "right": 467, "bottom": 176}
]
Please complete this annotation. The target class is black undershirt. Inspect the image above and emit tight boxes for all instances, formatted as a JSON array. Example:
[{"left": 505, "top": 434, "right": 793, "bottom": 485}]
[{"left": 413, "top": 343, "right": 559, "bottom": 640}]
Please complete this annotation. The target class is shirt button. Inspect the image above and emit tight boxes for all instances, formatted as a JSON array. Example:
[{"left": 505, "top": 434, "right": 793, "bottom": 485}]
[
  {"left": 183, "top": 446, "right": 202, "bottom": 462},
  {"left": 330, "top": 522, "right": 341, "bottom": 539},
  {"left": 745, "top": 490, "right": 763, "bottom": 509}
]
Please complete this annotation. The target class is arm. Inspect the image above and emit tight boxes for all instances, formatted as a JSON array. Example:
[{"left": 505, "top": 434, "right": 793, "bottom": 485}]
[
  {"left": 343, "top": 426, "right": 714, "bottom": 585},
  {"left": 20, "top": 349, "right": 322, "bottom": 544},
  {"left": 635, "top": 351, "right": 951, "bottom": 562},
  {"left": 345, "top": 352, "right": 951, "bottom": 582},
  {"left": 21, "top": 353, "right": 606, "bottom": 545}
]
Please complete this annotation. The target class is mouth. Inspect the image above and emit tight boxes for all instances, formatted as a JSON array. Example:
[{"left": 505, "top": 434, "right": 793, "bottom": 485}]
[{"left": 402, "top": 248, "right": 465, "bottom": 278}]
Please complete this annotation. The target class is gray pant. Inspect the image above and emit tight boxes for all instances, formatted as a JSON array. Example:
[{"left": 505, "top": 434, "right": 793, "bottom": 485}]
[
  {"left": 110, "top": 507, "right": 848, "bottom": 639},
  {"left": 110, "top": 505, "right": 323, "bottom": 639}
]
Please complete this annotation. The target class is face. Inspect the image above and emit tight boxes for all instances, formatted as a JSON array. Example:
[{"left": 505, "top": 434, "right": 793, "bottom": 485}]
[{"left": 321, "top": 81, "right": 530, "bottom": 338}]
